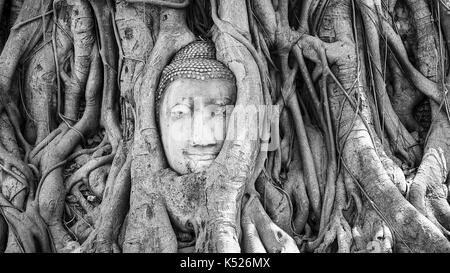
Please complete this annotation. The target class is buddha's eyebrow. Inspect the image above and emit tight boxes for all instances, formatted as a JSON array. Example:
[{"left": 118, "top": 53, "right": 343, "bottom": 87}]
[{"left": 175, "top": 97, "right": 194, "bottom": 106}]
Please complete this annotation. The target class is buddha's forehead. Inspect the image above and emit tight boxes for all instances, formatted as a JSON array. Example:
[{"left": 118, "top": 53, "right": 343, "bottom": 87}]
[{"left": 162, "top": 78, "right": 236, "bottom": 104}]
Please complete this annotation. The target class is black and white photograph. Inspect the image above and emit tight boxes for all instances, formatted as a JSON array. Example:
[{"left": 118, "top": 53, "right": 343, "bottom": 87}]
[{"left": 0, "top": 0, "right": 449, "bottom": 269}]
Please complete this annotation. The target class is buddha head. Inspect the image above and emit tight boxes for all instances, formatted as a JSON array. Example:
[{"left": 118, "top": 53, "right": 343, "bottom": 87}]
[{"left": 157, "top": 41, "right": 237, "bottom": 175}]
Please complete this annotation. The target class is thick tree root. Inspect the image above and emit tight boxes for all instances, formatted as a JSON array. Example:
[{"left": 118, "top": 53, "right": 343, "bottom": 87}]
[
  {"left": 241, "top": 195, "right": 299, "bottom": 253},
  {"left": 123, "top": 2, "right": 195, "bottom": 253},
  {"left": 0, "top": 193, "right": 54, "bottom": 253},
  {"left": 352, "top": 205, "right": 394, "bottom": 253}
]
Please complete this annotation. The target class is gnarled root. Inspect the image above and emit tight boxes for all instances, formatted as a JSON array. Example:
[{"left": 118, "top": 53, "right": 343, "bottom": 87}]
[
  {"left": 88, "top": 164, "right": 111, "bottom": 199},
  {"left": 0, "top": 193, "right": 54, "bottom": 253},
  {"left": 38, "top": 40, "right": 101, "bottom": 252},
  {"left": 0, "top": 111, "right": 33, "bottom": 252},
  {"left": 79, "top": 141, "right": 131, "bottom": 253},
  {"left": 241, "top": 195, "right": 299, "bottom": 253},
  {"left": 352, "top": 205, "right": 394, "bottom": 253},
  {"left": 255, "top": 170, "right": 292, "bottom": 236},
  {"left": 314, "top": 175, "right": 352, "bottom": 253},
  {"left": 122, "top": 171, "right": 178, "bottom": 253},
  {"left": 409, "top": 148, "right": 450, "bottom": 235},
  {"left": 89, "top": 0, "right": 122, "bottom": 152}
]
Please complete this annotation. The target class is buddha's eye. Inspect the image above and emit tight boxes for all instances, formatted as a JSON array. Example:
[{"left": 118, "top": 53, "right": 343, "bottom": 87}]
[
  {"left": 171, "top": 104, "right": 191, "bottom": 119},
  {"left": 211, "top": 105, "right": 226, "bottom": 118}
]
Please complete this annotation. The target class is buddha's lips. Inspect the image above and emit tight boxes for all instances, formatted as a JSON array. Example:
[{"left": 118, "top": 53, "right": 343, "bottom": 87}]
[{"left": 184, "top": 152, "right": 218, "bottom": 161}]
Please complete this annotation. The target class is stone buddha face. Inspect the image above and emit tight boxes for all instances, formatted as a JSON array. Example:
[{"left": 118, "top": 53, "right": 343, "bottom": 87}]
[
  {"left": 159, "top": 78, "right": 236, "bottom": 174},
  {"left": 157, "top": 41, "right": 236, "bottom": 175}
]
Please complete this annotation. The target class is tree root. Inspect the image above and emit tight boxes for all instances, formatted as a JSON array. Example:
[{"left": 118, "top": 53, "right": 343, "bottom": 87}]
[
  {"left": 283, "top": 145, "right": 309, "bottom": 236},
  {"left": 388, "top": 58, "right": 423, "bottom": 132},
  {"left": 0, "top": 193, "right": 54, "bottom": 253},
  {"left": 352, "top": 205, "right": 394, "bottom": 253},
  {"left": 88, "top": 164, "right": 111, "bottom": 199},
  {"left": 123, "top": 1, "right": 195, "bottom": 253},
  {"left": 409, "top": 148, "right": 450, "bottom": 234},
  {"left": 23, "top": 42, "right": 56, "bottom": 146},
  {"left": 65, "top": 146, "right": 114, "bottom": 195},
  {"left": 241, "top": 195, "right": 299, "bottom": 253},
  {"left": 79, "top": 141, "right": 131, "bottom": 253},
  {"left": 358, "top": 0, "right": 421, "bottom": 165},
  {"left": 0, "top": 144, "right": 33, "bottom": 183},
  {"left": 38, "top": 39, "right": 101, "bottom": 252},
  {"left": 404, "top": 0, "right": 450, "bottom": 240},
  {"left": 255, "top": 170, "right": 292, "bottom": 236},
  {"left": 89, "top": 0, "right": 122, "bottom": 152},
  {"left": 314, "top": 175, "right": 352, "bottom": 253},
  {"left": 29, "top": 128, "right": 62, "bottom": 164},
  {"left": 305, "top": 124, "right": 328, "bottom": 198}
]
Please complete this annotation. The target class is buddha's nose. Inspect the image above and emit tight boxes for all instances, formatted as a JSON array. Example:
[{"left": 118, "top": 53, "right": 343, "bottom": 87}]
[{"left": 191, "top": 109, "right": 216, "bottom": 146}]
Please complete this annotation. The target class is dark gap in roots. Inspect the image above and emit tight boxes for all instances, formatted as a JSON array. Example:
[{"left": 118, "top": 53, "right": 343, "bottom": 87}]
[
  {"left": 186, "top": 0, "right": 213, "bottom": 39},
  {"left": 330, "top": 239, "right": 338, "bottom": 253},
  {"left": 393, "top": 1, "right": 418, "bottom": 68},
  {"left": 413, "top": 99, "right": 431, "bottom": 143},
  {"left": 295, "top": 57, "right": 320, "bottom": 127}
]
